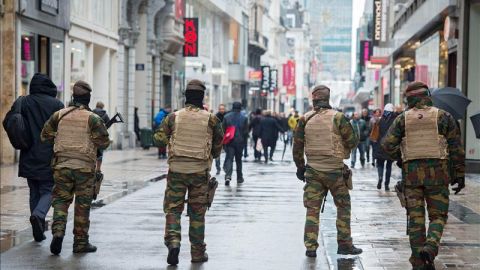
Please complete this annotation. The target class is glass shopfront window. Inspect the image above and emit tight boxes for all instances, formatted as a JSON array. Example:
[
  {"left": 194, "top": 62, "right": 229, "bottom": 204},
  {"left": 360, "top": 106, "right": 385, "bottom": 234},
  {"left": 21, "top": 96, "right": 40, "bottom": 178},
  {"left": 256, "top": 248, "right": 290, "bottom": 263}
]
[
  {"left": 415, "top": 32, "right": 448, "bottom": 89},
  {"left": 21, "top": 31, "right": 64, "bottom": 99}
]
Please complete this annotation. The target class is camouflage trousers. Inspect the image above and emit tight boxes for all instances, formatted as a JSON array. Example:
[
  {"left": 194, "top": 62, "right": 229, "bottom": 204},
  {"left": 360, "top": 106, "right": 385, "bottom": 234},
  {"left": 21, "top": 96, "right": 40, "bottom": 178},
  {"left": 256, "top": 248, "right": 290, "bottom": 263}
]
[
  {"left": 406, "top": 184, "right": 449, "bottom": 269},
  {"left": 52, "top": 168, "right": 95, "bottom": 247},
  {"left": 164, "top": 171, "right": 208, "bottom": 260},
  {"left": 303, "top": 166, "right": 352, "bottom": 251}
]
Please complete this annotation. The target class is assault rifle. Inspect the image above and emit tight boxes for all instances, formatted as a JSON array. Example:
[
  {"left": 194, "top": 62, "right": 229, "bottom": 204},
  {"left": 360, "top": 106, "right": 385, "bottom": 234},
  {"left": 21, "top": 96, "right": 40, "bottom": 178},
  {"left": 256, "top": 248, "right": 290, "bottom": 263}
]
[{"left": 93, "top": 113, "right": 124, "bottom": 200}]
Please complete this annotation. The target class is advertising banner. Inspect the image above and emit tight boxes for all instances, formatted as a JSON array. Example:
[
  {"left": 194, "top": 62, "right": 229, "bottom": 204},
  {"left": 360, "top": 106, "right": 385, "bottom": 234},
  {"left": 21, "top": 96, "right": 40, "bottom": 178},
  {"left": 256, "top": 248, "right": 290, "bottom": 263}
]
[
  {"left": 183, "top": 18, "right": 198, "bottom": 57},
  {"left": 261, "top": 65, "right": 271, "bottom": 90},
  {"left": 360, "top": 40, "right": 372, "bottom": 66},
  {"left": 283, "top": 60, "right": 296, "bottom": 95},
  {"left": 270, "top": 69, "right": 278, "bottom": 93}
]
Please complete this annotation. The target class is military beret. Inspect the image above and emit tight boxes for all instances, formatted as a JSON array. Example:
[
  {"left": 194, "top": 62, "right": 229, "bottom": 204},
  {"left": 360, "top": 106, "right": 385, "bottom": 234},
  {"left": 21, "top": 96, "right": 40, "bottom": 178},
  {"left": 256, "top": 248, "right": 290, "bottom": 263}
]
[
  {"left": 405, "top": 81, "right": 429, "bottom": 97},
  {"left": 73, "top": 80, "right": 92, "bottom": 96},
  {"left": 186, "top": 79, "right": 206, "bottom": 91},
  {"left": 311, "top": 85, "right": 330, "bottom": 100}
]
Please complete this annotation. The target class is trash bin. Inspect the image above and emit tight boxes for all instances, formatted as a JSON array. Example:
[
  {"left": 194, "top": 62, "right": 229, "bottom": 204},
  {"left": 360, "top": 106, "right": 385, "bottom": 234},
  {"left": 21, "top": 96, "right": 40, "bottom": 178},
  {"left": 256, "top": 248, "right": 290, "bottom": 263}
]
[{"left": 140, "top": 128, "right": 153, "bottom": 150}]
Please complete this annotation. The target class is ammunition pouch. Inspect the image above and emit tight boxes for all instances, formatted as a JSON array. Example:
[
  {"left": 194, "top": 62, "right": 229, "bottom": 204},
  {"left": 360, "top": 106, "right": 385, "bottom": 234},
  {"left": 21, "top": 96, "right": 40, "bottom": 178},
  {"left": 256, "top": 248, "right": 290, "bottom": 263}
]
[
  {"left": 93, "top": 171, "right": 104, "bottom": 200},
  {"left": 394, "top": 181, "right": 407, "bottom": 208},
  {"left": 207, "top": 177, "right": 218, "bottom": 209},
  {"left": 343, "top": 164, "right": 353, "bottom": 190}
]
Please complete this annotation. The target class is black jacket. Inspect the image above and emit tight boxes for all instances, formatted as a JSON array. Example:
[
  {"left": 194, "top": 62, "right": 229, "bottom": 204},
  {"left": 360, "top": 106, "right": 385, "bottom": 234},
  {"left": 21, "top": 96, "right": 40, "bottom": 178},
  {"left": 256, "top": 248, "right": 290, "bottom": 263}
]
[
  {"left": 250, "top": 115, "right": 262, "bottom": 137},
  {"left": 373, "top": 112, "right": 398, "bottom": 160},
  {"left": 223, "top": 111, "right": 248, "bottom": 145},
  {"left": 93, "top": 108, "right": 110, "bottom": 124},
  {"left": 215, "top": 112, "right": 225, "bottom": 123},
  {"left": 17, "top": 74, "right": 64, "bottom": 181},
  {"left": 259, "top": 115, "right": 284, "bottom": 147}
]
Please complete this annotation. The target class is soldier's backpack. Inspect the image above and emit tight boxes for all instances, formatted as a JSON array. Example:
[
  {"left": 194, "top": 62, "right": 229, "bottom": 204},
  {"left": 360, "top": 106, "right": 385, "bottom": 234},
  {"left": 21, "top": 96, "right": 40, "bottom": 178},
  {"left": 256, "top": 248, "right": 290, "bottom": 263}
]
[{"left": 2, "top": 96, "right": 32, "bottom": 150}]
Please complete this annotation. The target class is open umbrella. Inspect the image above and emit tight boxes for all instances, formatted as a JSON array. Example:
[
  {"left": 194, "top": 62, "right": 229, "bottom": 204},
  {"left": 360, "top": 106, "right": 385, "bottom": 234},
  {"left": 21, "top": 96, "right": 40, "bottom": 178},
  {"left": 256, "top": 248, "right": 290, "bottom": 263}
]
[
  {"left": 431, "top": 87, "right": 471, "bottom": 120},
  {"left": 470, "top": 111, "right": 480, "bottom": 139}
]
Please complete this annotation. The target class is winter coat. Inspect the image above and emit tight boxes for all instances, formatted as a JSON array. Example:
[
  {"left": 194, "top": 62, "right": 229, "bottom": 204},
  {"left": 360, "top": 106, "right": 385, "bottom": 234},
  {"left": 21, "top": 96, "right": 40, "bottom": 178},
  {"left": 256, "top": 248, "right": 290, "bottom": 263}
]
[
  {"left": 259, "top": 115, "right": 284, "bottom": 147},
  {"left": 223, "top": 111, "right": 248, "bottom": 146},
  {"left": 373, "top": 112, "right": 398, "bottom": 160},
  {"left": 250, "top": 115, "right": 263, "bottom": 138},
  {"left": 93, "top": 108, "right": 110, "bottom": 124},
  {"left": 350, "top": 118, "right": 368, "bottom": 142},
  {"left": 16, "top": 74, "right": 64, "bottom": 181},
  {"left": 215, "top": 112, "right": 225, "bottom": 123}
]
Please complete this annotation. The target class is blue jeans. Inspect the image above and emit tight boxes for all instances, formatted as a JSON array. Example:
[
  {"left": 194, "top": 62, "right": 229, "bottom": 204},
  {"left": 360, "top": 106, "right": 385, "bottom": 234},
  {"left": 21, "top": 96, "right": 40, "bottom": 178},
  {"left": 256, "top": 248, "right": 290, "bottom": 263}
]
[
  {"left": 351, "top": 142, "right": 366, "bottom": 168},
  {"left": 27, "top": 179, "right": 54, "bottom": 219},
  {"left": 224, "top": 143, "right": 243, "bottom": 180}
]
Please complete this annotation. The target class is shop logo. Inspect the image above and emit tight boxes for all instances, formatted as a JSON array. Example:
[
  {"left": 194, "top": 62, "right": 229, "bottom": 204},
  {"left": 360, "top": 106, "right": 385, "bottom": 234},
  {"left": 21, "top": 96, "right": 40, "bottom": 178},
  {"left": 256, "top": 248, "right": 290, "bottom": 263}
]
[{"left": 183, "top": 18, "right": 198, "bottom": 57}]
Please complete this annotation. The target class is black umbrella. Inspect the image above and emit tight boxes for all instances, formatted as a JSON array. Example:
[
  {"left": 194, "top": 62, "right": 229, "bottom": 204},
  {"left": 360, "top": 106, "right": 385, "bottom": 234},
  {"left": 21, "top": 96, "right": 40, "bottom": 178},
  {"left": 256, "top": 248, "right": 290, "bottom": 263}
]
[
  {"left": 470, "top": 111, "right": 480, "bottom": 139},
  {"left": 431, "top": 87, "right": 471, "bottom": 120}
]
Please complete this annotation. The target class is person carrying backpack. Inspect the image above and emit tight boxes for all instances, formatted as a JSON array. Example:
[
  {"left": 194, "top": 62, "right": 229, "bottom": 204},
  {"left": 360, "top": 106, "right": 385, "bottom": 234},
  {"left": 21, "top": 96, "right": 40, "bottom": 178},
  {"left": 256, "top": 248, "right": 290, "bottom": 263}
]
[{"left": 2, "top": 73, "right": 64, "bottom": 242}]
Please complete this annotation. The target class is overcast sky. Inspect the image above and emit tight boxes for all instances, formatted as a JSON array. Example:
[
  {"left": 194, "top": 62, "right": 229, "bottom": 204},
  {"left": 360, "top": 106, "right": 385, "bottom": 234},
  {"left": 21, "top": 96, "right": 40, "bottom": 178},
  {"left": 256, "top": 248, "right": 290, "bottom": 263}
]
[{"left": 351, "top": 0, "right": 366, "bottom": 79}]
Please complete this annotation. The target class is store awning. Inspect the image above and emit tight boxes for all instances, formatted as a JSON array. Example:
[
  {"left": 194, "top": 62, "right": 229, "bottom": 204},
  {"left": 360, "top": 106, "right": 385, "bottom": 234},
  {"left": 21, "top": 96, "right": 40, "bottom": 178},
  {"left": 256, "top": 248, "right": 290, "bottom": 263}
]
[{"left": 353, "top": 88, "right": 371, "bottom": 104}]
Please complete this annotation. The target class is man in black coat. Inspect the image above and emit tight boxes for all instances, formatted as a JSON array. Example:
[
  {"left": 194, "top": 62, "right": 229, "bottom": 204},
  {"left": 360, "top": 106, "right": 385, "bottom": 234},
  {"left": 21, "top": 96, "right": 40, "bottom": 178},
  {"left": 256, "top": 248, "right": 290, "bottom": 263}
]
[
  {"left": 222, "top": 102, "right": 248, "bottom": 185},
  {"left": 249, "top": 108, "right": 263, "bottom": 161},
  {"left": 14, "top": 73, "right": 64, "bottom": 242},
  {"left": 259, "top": 110, "right": 284, "bottom": 163},
  {"left": 215, "top": 104, "right": 226, "bottom": 175}
]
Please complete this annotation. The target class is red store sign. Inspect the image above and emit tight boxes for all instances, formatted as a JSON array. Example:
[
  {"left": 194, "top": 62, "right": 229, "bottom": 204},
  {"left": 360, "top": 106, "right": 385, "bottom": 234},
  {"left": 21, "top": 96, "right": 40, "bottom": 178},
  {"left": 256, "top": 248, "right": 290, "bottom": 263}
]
[{"left": 183, "top": 18, "right": 198, "bottom": 57}]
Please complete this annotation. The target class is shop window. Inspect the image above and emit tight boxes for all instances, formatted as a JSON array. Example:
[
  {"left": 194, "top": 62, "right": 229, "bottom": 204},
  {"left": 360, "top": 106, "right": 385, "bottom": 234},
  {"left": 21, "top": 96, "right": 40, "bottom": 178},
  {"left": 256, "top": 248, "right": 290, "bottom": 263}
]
[{"left": 21, "top": 33, "right": 36, "bottom": 91}]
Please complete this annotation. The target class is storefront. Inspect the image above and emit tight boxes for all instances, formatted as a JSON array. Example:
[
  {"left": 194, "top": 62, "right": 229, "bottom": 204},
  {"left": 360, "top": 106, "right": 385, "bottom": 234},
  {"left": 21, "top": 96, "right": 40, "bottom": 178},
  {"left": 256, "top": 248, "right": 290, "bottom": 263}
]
[{"left": 18, "top": 0, "right": 70, "bottom": 100}]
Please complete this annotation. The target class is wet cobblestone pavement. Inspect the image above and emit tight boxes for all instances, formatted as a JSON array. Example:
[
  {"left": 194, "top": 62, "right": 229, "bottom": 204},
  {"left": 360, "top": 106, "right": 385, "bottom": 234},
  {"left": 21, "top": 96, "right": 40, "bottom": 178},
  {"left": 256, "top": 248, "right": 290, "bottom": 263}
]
[{"left": 1, "top": 146, "right": 479, "bottom": 269}]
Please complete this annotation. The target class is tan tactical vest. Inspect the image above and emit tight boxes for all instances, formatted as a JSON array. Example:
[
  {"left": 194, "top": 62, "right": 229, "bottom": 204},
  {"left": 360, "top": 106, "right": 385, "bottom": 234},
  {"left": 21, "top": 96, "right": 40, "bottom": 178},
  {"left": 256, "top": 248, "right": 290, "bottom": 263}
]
[
  {"left": 304, "top": 109, "right": 350, "bottom": 171},
  {"left": 54, "top": 107, "right": 97, "bottom": 169},
  {"left": 170, "top": 107, "right": 212, "bottom": 164},
  {"left": 400, "top": 107, "right": 448, "bottom": 161}
]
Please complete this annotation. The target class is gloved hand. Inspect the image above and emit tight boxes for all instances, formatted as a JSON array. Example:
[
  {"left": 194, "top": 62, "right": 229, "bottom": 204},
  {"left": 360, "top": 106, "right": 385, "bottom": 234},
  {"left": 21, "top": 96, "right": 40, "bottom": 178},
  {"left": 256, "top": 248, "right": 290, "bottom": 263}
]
[
  {"left": 296, "top": 167, "right": 306, "bottom": 182},
  {"left": 451, "top": 177, "right": 465, "bottom": 195}
]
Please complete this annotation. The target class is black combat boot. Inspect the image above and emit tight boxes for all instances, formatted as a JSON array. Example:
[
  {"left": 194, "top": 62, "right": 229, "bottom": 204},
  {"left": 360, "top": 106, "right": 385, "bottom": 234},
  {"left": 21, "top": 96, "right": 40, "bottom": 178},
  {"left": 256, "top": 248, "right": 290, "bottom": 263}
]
[
  {"left": 420, "top": 250, "right": 436, "bottom": 270},
  {"left": 167, "top": 246, "right": 180, "bottom": 265},
  {"left": 191, "top": 252, "right": 208, "bottom": 263},
  {"left": 337, "top": 245, "right": 363, "bottom": 255},
  {"left": 30, "top": 215, "right": 46, "bottom": 242},
  {"left": 305, "top": 250, "right": 317, "bottom": 257},
  {"left": 50, "top": 236, "right": 64, "bottom": 255},
  {"left": 73, "top": 243, "right": 97, "bottom": 253}
]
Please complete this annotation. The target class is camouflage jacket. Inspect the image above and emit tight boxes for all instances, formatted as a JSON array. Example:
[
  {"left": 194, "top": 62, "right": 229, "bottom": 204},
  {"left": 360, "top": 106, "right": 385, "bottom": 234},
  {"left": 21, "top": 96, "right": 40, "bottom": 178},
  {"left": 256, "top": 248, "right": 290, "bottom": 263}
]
[
  {"left": 41, "top": 103, "right": 111, "bottom": 170},
  {"left": 293, "top": 107, "right": 358, "bottom": 171},
  {"left": 153, "top": 104, "right": 224, "bottom": 172},
  {"left": 381, "top": 104, "right": 465, "bottom": 187}
]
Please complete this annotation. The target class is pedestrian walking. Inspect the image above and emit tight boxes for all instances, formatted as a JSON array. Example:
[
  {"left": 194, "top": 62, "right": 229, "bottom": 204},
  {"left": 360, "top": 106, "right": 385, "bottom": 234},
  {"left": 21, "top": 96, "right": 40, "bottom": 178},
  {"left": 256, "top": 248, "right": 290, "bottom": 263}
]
[
  {"left": 2, "top": 73, "right": 64, "bottom": 243},
  {"left": 259, "top": 110, "right": 284, "bottom": 163},
  {"left": 241, "top": 109, "right": 249, "bottom": 158},
  {"left": 288, "top": 110, "right": 300, "bottom": 146},
  {"left": 382, "top": 81, "right": 465, "bottom": 270},
  {"left": 152, "top": 80, "right": 223, "bottom": 265},
  {"left": 369, "top": 108, "right": 382, "bottom": 166},
  {"left": 250, "top": 108, "right": 263, "bottom": 161},
  {"left": 372, "top": 104, "right": 397, "bottom": 191},
  {"left": 350, "top": 112, "right": 368, "bottom": 168},
  {"left": 154, "top": 106, "right": 171, "bottom": 158},
  {"left": 293, "top": 85, "right": 362, "bottom": 258},
  {"left": 93, "top": 101, "right": 110, "bottom": 172},
  {"left": 222, "top": 102, "right": 248, "bottom": 185},
  {"left": 41, "top": 80, "right": 110, "bottom": 255},
  {"left": 134, "top": 107, "right": 140, "bottom": 142},
  {"left": 361, "top": 108, "right": 372, "bottom": 164},
  {"left": 215, "top": 104, "right": 226, "bottom": 175}
]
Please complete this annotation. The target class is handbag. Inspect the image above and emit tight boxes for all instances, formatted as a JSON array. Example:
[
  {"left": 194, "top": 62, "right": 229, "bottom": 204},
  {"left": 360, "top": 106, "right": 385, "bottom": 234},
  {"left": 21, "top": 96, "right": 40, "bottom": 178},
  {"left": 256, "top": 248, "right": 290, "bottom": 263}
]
[
  {"left": 369, "top": 121, "right": 380, "bottom": 142},
  {"left": 2, "top": 96, "right": 32, "bottom": 150},
  {"left": 255, "top": 139, "right": 263, "bottom": 152}
]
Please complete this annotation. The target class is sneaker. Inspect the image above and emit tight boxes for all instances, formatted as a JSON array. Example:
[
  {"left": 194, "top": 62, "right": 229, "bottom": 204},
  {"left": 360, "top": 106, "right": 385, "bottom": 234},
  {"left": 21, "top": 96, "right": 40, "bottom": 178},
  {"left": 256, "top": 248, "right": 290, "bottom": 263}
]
[
  {"left": 237, "top": 177, "right": 244, "bottom": 184},
  {"left": 305, "top": 250, "right": 317, "bottom": 257},
  {"left": 225, "top": 178, "right": 231, "bottom": 186},
  {"left": 191, "top": 252, "right": 208, "bottom": 263},
  {"left": 216, "top": 170, "right": 221, "bottom": 175},
  {"left": 30, "top": 215, "right": 46, "bottom": 242},
  {"left": 167, "top": 247, "right": 180, "bottom": 265},
  {"left": 385, "top": 186, "right": 390, "bottom": 191},
  {"left": 377, "top": 182, "right": 382, "bottom": 190},
  {"left": 50, "top": 236, "right": 64, "bottom": 255},
  {"left": 73, "top": 243, "right": 97, "bottom": 253},
  {"left": 337, "top": 245, "right": 363, "bottom": 255}
]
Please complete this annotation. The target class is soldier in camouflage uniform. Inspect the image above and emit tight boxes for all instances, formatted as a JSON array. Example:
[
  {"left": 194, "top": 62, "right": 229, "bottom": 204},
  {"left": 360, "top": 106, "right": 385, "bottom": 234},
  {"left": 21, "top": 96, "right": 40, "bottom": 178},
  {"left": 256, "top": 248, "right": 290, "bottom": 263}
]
[
  {"left": 153, "top": 80, "right": 223, "bottom": 265},
  {"left": 293, "top": 85, "right": 363, "bottom": 257},
  {"left": 41, "top": 81, "right": 110, "bottom": 255},
  {"left": 382, "top": 81, "right": 465, "bottom": 270}
]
